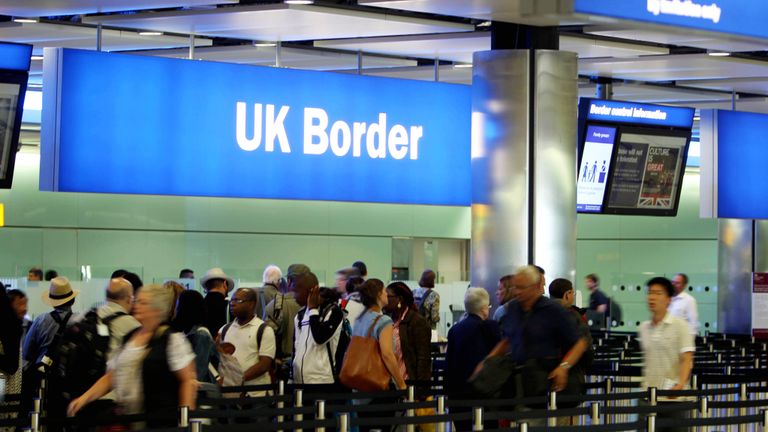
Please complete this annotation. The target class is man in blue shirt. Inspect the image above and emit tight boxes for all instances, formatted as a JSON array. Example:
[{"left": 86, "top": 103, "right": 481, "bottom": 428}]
[{"left": 493, "top": 266, "right": 588, "bottom": 398}]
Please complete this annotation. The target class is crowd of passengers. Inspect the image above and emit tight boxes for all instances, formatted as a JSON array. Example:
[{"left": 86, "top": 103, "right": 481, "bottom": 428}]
[{"left": 0, "top": 262, "right": 695, "bottom": 432}]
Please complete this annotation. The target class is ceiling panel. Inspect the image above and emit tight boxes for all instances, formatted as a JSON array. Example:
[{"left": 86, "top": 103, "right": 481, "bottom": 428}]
[
  {"left": 0, "top": 22, "right": 210, "bottom": 55},
  {"left": 131, "top": 44, "right": 416, "bottom": 70},
  {"left": 579, "top": 54, "right": 768, "bottom": 83},
  {"left": 578, "top": 82, "right": 732, "bottom": 104},
  {"left": 587, "top": 26, "right": 768, "bottom": 53},
  {"left": 0, "top": 0, "right": 236, "bottom": 17},
  {"left": 315, "top": 33, "right": 667, "bottom": 64},
  {"left": 83, "top": 4, "right": 473, "bottom": 42},
  {"left": 680, "top": 78, "right": 768, "bottom": 96},
  {"left": 359, "top": 0, "right": 582, "bottom": 26},
  {"left": 360, "top": 65, "right": 472, "bottom": 84}
]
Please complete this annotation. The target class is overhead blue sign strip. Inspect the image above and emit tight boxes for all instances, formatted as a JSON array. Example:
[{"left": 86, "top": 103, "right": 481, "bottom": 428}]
[
  {"left": 585, "top": 98, "right": 695, "bottom": 128},
  {"left": 715, "top": 110, "right": 768, "bottom": 219},
  {"left": 41, "top": 49, "right": 471, "bottom": 206},
  {"left": 0, "top": 42, "right": 32, "bottom": 72},
  {"left": 574, "top": 0, "right": 768, "bottom": 41}
]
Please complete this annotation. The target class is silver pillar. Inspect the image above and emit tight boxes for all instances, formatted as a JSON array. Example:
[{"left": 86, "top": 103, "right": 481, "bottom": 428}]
[
  {"left": 471, "top": 50, "right": 577, "bottom": 298},
  {"left": 718, "top": 218, "right": 753, "bottom": 334}
]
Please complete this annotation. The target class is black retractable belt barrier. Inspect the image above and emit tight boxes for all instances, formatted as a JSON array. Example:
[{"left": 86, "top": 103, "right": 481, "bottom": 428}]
[
  {"left": 602, "top": 402, "right": 696, "bottom": 415},
  {"left": 352, "top": 412, "right": 457, "bottom": 428},
  {"left": 481, "top": 420, "right": 646, "bottom": 432},
  {"left": 656, "top": 413, "right": 763, "bottom": 429},
  {"left": 482, "top": 406, "right": 589, "bottom": 421}
]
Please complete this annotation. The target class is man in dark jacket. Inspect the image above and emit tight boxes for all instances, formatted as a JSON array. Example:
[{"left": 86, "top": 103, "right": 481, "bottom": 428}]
[
  {"left": 200, "top": 268, "right": 234, "bottom": 337},
  {"left": 446, "top": 287, "right": 500, "bottom": 430}
]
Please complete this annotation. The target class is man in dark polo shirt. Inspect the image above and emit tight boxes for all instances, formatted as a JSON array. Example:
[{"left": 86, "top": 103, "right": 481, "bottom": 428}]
[{"left": 495, "top": 265, "right": 589, "bottom": 403}]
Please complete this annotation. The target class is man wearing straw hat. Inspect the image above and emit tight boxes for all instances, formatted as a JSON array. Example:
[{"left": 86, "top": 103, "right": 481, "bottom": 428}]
[{"left": 20, "top": 277, "right": 79, "bottom": 414}]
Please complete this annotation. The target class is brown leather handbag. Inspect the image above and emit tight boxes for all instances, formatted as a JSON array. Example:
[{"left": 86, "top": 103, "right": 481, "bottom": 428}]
[{"left": 339, "top": 314, "right": 391, "bottom": 392}]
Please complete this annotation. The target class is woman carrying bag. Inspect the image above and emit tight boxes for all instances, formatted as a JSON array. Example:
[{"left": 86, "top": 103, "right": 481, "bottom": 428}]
[{"left": 340, "top": 279, "right": 406, "bottom": 431}]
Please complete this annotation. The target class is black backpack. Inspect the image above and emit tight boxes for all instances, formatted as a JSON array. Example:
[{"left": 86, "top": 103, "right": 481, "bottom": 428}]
[
  {"left": 52, "top": 308, "right": 126, "bottom": 400},
  {"left": 323, "top": 302, "right": 351, "bottom": 381}
]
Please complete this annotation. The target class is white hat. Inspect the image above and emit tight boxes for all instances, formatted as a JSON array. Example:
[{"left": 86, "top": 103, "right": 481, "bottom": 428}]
[
  {"left": 41, "top": 277, "right": 79, "bottom": 307},
  {"left": 200, "top": 268, "right": 235, "bottom": 293}
]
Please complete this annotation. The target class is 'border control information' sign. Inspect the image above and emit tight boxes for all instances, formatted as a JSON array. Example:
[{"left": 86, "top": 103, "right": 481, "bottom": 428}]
[
  {"left": 41, "top": 49, "right": 471, "bottom": 206},
  {"left": 574, "top": 0, "right": 768, "bottom": 41}
]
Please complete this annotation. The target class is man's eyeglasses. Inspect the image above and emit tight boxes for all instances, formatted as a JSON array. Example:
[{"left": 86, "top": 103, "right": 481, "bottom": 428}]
[{"left": 229, "top": 298, "right": 251, "bottom": 305}]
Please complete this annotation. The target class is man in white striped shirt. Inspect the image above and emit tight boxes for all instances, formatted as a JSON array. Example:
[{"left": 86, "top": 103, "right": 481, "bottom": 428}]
[{"left": 669, "top": 273, "right": 699, "bottom": 336}]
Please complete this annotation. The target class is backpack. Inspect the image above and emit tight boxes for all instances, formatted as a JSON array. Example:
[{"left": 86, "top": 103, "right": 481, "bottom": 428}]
[
  {"left": 414, "top": 288, "right": 434, "bottom": 319},
  {"left": 52, "top": 308, "right": 126, "bottom": 401},
  {"left": 325, "top": 302, "right": 351, "bottom": 381}
]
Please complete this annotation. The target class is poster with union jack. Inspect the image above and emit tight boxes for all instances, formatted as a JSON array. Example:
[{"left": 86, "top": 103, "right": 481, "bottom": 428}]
[{"left": 638, "top": 145, "right": 679, "bottom": 209}]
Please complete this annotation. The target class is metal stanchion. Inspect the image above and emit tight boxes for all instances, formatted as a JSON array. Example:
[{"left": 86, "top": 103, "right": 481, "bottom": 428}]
[
  {"left": 436, "top": 396, "right": 446, "bottom": 432},
  {"left": 295, "top": 389, "right": 304, "bottom": 432},
  {"left": 179, "top": 405, "right": 189, "bottom": 427},
  {"left": 738, "top": 384, "right": 748, "bottom": 432},
  {"left": 190, "top": 419, "right": 203, "bottom": 432},
  {"left": 472, "top": 407, "right": 483, "bottom": 431},
  {"left": 519, "top": 422, "right": 529, "bottom": 432},
  {"left": 406, "top": 386, "right": 415, "bottom": 432},
  {"left": 762, "top": 409, "right": 768, "bottom": 432},
  {"left": 32, "top": 398, "right": 40, "bottom": 414},
  {"left": 606, "top": 378, "right": 614, "bottom": 425},
  {"left": 698, "top": 397, "right": 708, "bottom": 432},
  {"left": 338, "top": 412, "right": 350, "bottom": 432},
  {"left": 29, "top": 411, "right": 39, "bottom": 432},
  {"left": 647, "top": 414, "right": 656, "bottom": 432},
  {"left": 590, "top": 402, "right": 601, "bottom": 425},
  {"left": 315, "top": 400, "right": 326, "bottom": 432},
  {"left": 547, "top": 392, "right": 557, "bottom": 427},
  {"left": 277, "top": 380, "right": 285, "bottom": 432}
]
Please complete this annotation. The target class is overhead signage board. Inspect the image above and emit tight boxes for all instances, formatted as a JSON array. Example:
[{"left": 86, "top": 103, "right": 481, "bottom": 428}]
[
  {"left": 585, "top": 99, "right": 695, "bottom": 129},
  {"left": 41, "top": 49, "right": 471, "bottom": 206},
  {"left": 702, "top": 110, "right": 768, "bottom": 219},
  {"left": 574, "top": 0, "right": 768, "bottom": 41},
  {"left": 0, "top": 42, "right": 32, "bottom": 72}
]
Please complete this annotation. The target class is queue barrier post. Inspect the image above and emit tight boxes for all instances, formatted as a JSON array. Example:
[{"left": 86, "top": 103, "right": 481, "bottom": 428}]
[
  {"left": 315, "top": 399, "right": 326, "bottom": 432},
  {"left": 29, "top": 411, "right": 39, "bottom": 432},
  {"left": 277, "top": 380, "right": 285, "bottom": 430},
  {"left": 294, "top": 389, "right": 304, "bottom": 432},
  {"left": 406, "top": 385, "right": 415, "bottom": 432},
  {"left": 649, "top": 387, "right": 657, "bottom": 407},
  {"left": 590, "top": 402, "right": 600, "bottom": 425},
  {"left": 472, "top": 407, "right": 483, "bottom": 431},
  {"left": 190, "top": 419, "right": 203, "bottom": 432},
  {"left": 519, "top": 422, "right": 529, "bottom": 432},
  {"left": 179, "top": 405, "right": 189, "bottom": 428},
  {"left": 32, "top": 398, "right": 40, "bottom": 414},
  {"left": 647, "top": 414, "right": 656, "bottom": 432},
  {"left": 338, "top": 412, "right": 350, "bottom": 432},
  {"left": 739, "top": 384, "right": 748, "bottom": 432},
  {"left": 762, "top": 409, "right": 768, "bottom": 431},
  {"left": 436, "top": 395, "right": 446, "bottom": 432},
  {"left": 547, "top": 391, "right": 557, "bottom": 427}
]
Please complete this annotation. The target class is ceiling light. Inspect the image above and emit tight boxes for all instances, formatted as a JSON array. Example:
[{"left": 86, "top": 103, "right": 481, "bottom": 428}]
[
  {"left": 13, "top": 18, "right": 38, "bottom": 23},
  {"left": 253, "top": 42, "right": 277, "bottom": 47},
  {"left": 138, "top": 31, "right": 164, "bottom": 36},
  {"left": 477, "top": 21, "right": 492, "bottom": 27},
  {"left": 285, "top": 0, "right": 314, "bottom": 4},
  {"left": 30, "top": 55, "right": 44, "bottom": 61},
  {"left": 454, "top": 64, "right": 473, "bottom": 69},
  {"left": 707, "top": 51, "right": 730, "bottom": 57}
]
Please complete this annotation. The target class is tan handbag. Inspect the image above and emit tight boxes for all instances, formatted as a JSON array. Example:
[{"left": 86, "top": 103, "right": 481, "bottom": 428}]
[{"left": 339, "top": 314, "right": 391, "bottom": 392}]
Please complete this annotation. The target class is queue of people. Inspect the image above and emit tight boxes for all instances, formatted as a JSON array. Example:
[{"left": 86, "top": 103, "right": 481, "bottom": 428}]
[{"left": 0, "top": 263, "right": 701, "bottom": 431}]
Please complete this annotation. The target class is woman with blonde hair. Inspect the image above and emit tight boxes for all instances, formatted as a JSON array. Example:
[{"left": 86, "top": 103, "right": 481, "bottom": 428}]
[{"left": 68, "top": 284, "right": 197, "bottom": 428}]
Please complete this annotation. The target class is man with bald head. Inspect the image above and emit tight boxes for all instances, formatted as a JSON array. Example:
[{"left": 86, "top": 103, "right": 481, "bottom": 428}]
[{"left": 99, "top": 278, "right": 141, "bottom": 360}]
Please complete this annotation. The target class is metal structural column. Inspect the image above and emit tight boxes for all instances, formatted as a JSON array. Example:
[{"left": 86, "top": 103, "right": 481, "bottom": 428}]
[{"left": 470, "top": 24, "right": 577, "bottom": 298}]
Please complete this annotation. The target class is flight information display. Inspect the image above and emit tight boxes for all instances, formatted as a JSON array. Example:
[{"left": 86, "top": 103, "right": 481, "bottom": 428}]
[
  {"left": 606, "top": 133, "right": 687, "bottom": 211},
  {"left": 577, "top": 125, "right": 616, "bottom": 213}
]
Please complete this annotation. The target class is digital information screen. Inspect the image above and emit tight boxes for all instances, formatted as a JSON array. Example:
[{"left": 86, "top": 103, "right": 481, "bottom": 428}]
[
  {"left": 607, "top": 133, "right": 687, "bottom": 211},
  {"left": 577, "top": 125, "right": 616, "bottom": 213},
  {"left": 0, "top": 82, "right": 20, "bottom": 181}
]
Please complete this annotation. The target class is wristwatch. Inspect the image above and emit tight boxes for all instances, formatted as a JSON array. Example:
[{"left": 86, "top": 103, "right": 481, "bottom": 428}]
[{"left": 559, "top": 361, "right": 572, "bottom": 370}]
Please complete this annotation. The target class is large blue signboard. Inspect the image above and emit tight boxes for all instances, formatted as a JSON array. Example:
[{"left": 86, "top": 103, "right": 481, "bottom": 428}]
[
  {"left": 41, "top": 49, "right": 471, "bottom": 206},
  {"left": 585, "top": 99, "right": 695, "bottom": 129},
  {"left": 713, "top": 110, "right": 768, "bottom": 219},
  {"left": 574, "top": 0, "right": 768, "bottom": 41}
]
